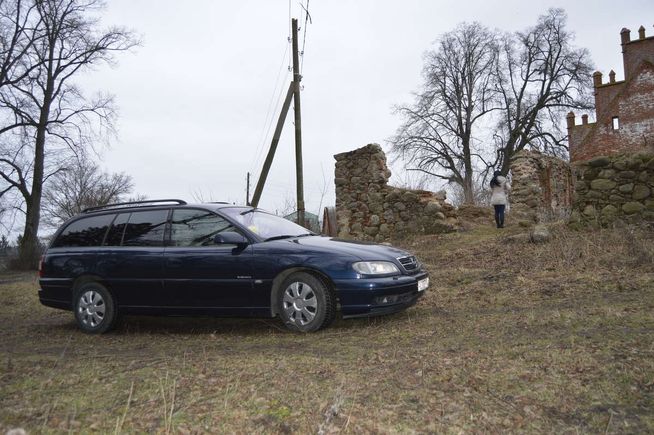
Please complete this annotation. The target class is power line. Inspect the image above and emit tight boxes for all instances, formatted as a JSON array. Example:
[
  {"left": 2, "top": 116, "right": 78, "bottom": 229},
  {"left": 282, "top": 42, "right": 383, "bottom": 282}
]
[
  {"left": 253, "top": 68, "right": 292, "bottom": 175},
  {"left": 253, "top": 2, "right": 309, "bottom": 177},
  {"left": 300, "top": 0, "right": 311, "bottom": 74},
  {"left": 250, "top": 41, "right": 291, "bottom": 176},
  {"left": 288, "top": 0, "right": 292, "bottom": 72}
]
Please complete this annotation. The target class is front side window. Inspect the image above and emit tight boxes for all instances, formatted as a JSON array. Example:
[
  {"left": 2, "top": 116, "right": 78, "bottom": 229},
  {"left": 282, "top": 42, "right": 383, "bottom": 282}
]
[
  {"left": 170, "top": 209, "right": 235, "bottom": 247},
  {"left": 122, "top": 210, "right": 168, "bottom": 247},
  {"left": 52, "top": 214, "right": 114, "bottom": 247}
]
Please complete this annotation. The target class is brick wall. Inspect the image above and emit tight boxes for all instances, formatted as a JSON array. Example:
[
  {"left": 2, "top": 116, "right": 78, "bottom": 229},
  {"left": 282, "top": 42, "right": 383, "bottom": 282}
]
[
  {"left": 594, "top": 81, "right": 625, "bottom": 122},
  {"left": 570, "top": 66, "right": 654, "bottom": 161},
  {"left": 622, "top": 27, "right": 654, "bottom": 80},
  {"left": 568, "top": 26, "right": 654, "bottom": 162}
]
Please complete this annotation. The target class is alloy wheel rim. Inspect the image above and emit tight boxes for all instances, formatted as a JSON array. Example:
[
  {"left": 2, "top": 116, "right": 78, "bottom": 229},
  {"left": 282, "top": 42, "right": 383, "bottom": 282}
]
[
  {"left": 77, "top": 290, "right": 105, "bottom": 328},
  {"left": 282, "top": 281, "right": 317, "bottom": 326}
]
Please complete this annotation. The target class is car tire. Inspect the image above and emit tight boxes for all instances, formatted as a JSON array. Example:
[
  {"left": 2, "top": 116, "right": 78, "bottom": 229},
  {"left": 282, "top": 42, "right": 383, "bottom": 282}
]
[
  {"left": 73, "top": 282, "right": 117, "bottom": 334},
  {"left": 278, "top": 272, "right": 335, "bottom": 332}
]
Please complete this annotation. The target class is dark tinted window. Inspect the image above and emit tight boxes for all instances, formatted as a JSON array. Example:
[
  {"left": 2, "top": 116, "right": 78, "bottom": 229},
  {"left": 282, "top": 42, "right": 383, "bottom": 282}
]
[
  {"left": 104, "top": 213, "right": 129, "bottom": 246},
  {"left": 53, "top": 214, "right": 113, "bottom": 247},
  {"left": 171, "top": 209, "right": 235, "bottom": 247},
  {"left": 122, "top": 210, "right": 168, "bottom": 247}
]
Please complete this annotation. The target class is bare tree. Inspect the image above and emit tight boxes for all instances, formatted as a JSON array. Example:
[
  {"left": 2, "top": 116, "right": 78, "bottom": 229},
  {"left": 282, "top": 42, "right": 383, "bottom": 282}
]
[
  {"left": 190, "top": 189, "right": 222, "bottom": 204},
  {"left": 0, "top": 0, "right": 41, "bottom": 99},
  {"left": 391, "top": 9, "right": 593, "bottom": 205},
  {"left": 491, "top": 8, "right": 593, "bottom": 174},
  {"left": 314, "top": 163, "right": 330, "bottom": 218},
  {"left": 389, "top": 163, "right": 437, "bottom": 191},
  {"left": 447, "top": 176, "right": 491, "bottom": 207},
  {"left": 391, "top": 22, "right": 498, "bottom": 204},
  {"left": 274, "top": 194, "right": 297, "bottom": 217},
  {"left": 0, "top": 1, "right": 41, "bottom": 213},
  {"left": 0, "top": 0, "right": 138, "bottom": 268},
  {"left": 41, "top": 156, "right": 136, "bottom": 227}
]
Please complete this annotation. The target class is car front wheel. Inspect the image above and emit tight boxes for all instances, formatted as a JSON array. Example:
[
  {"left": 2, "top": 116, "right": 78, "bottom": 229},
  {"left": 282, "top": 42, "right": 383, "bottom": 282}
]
[
  {"left": 278, "top": 272, "right": 335, "bottom": 332},
  {"left": 73, "top": 282, "right": 117, "bottom": 334}
]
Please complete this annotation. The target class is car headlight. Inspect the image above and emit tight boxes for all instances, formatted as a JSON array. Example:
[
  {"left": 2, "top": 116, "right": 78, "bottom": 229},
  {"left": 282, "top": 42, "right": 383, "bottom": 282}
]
[{"left": 352, "top": 261, "right": 399, "bottom": 275}]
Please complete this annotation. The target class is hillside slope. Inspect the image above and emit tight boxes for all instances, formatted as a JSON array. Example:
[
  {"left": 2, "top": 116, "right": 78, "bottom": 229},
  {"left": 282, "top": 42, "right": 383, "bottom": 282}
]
[{"left": 0, "top": 224, "right": 652, "bottom": 433}]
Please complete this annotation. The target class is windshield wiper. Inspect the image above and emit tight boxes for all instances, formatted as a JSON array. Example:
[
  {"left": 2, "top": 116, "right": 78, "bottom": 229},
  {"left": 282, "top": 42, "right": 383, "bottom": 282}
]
[
  {"left": 264, "top": 234, "right": 296, "bottom": 242},
  {"left": 264, "top": 233, "right": 314, "bottom": 242}
]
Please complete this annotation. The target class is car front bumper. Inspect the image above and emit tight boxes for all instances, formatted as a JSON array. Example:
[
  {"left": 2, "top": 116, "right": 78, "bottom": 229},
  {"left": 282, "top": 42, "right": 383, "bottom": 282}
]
[{"left": 334, "top": 272, "right": 428, "bottom": 318}]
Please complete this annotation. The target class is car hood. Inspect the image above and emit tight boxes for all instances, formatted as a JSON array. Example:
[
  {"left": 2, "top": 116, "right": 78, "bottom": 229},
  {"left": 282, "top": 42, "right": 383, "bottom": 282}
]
[{"left": 286, "top": 236, "right": 412, "bottom": 261}]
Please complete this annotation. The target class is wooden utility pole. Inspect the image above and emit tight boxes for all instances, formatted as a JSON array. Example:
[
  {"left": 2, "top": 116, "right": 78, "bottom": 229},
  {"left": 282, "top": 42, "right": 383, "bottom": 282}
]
[
  {"left": 250, "top": 17, "right": 306, "bottom": 228},
  {"left": 291, "top": 18, "right": 305, "bottom": 227},
  {"left": 250, "top": 84, "right": 294, "bottom": 208},
  {"left": 246, "top": 172, "right": 251, "bottom": 205}
]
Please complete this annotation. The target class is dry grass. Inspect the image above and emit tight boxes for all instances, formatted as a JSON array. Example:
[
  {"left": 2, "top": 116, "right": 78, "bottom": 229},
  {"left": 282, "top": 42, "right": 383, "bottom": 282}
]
[{"left": 0, "top": 224, "right": 653, "bottom": 433}]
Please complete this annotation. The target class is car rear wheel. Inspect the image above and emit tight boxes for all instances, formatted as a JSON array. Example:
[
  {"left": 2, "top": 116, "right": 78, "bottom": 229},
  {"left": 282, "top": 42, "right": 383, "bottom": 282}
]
[
  {"left": 73, "top": 282, "right": 117, "bottom": 334},
  {"left": 278, "top": 272, "right": 335, "bottom": 332}
]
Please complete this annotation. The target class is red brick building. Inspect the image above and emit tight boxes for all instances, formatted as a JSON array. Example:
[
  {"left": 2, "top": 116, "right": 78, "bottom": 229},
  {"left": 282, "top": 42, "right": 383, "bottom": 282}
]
[{"left": 568, "top": 25, "right": 654, "bottom": 162}]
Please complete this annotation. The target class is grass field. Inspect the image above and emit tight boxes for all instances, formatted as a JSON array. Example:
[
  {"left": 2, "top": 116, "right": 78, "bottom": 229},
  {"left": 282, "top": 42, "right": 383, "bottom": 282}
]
[{"left": 1, "top": 224, "right": 653, "bottom": 433}]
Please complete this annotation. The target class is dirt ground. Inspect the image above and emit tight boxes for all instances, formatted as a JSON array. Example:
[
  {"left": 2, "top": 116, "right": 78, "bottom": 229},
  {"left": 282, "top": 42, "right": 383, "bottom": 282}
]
[{"left": 0, "top": 223, "right": 653, "bottom": 433}]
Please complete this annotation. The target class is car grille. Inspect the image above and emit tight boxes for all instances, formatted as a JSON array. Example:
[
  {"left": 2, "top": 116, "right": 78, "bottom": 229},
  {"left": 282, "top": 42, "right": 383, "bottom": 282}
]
[{"left": 398, "top": 255, "right": 419, "bottom": 272}]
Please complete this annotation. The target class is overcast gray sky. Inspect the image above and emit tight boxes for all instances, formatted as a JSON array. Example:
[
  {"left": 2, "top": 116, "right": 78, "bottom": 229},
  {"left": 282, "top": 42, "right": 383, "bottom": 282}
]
[{"left": 77, "top": 0, "right": 653, "bottom": 215}]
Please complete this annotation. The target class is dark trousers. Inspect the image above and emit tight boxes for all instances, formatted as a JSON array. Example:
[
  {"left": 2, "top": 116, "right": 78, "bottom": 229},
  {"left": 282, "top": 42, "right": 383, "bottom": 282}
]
[{"left": 494, "top": 204, "right": 506, "bottom": 228}]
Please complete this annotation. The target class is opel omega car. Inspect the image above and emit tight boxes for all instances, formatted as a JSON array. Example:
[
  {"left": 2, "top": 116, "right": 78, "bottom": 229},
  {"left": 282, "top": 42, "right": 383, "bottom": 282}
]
[{"left": 39, "top": 199, "right": 429, "bottom": 333}]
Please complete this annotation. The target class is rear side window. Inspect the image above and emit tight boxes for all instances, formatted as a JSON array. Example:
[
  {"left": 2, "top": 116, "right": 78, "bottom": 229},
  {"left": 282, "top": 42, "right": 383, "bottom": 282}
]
[
  {"left": 104, "top": 213, "right": 129, "bottom": 246},
  {"left": 52, "top": 214, "right": 114, "bottom": 248},
  {"left": 122, "top": 210, "right": 168, "bottom": 247}
]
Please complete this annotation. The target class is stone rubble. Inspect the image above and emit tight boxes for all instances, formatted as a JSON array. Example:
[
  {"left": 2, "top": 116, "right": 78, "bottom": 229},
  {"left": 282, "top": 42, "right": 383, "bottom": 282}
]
[
  {"left": 510, "top": 150, "right": 574, "bottom": 224},
  {"left": 334, "top": 144, "right": 458, "bottom": 241}
]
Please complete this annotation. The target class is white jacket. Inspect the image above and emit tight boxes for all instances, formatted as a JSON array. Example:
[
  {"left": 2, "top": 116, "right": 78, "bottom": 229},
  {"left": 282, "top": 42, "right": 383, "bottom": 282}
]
[{"left": 490, "top": 176, "right": 511, "bottom": 206}]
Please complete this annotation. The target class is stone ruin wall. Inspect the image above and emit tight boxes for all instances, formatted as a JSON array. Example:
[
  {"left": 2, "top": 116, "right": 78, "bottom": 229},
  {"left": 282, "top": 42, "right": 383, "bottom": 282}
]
[
  {"left": 334, "top": 145, "right": 653, "bottom": 236},
  {"left": 334, "top": 144, "right": 458, "bottom": 241},
  {"left": 510, "top": 150, "right": 574, "bottom": 224},
  {"left": 509, "top": 150, "right": 654, "bottom": 227},
  {"left": 570, "top": 153, "right": 654, "bottom": 227}
]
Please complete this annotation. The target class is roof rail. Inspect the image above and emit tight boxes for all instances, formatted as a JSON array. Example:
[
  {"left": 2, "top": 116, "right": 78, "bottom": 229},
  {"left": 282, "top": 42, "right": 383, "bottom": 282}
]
[{"left": 82, "top": 199, "right": 187, "bottom": 213}]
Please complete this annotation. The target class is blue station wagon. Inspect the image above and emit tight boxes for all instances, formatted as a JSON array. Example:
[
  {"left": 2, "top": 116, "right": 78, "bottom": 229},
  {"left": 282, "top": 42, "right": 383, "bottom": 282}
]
[{"left": 39, "top": 200, "right": 429, "bottom": 333}]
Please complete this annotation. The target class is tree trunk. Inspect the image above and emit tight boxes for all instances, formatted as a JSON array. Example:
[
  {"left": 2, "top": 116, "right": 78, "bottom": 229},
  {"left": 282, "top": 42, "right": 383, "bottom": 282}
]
[
  {"left": 17, "top": 89, "right": 51, "bottom": 269},
  {"left": 462, "top": 174, "right": 475, "bottom": 204},
  {"left": 500, "top": 146, "right": 514, "bottom": 177},
  {"left": 462, "top": 133, "right": 475, "bottom": 204},
  {"left": 18, "top": 202, "right": 40, "bottom": 269}
]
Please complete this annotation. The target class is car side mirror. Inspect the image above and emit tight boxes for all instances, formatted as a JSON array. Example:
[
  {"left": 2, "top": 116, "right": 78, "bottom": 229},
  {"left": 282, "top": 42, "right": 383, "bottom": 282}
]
[{"left": 213, "top": 232, "right": 248, "bottom": 247}]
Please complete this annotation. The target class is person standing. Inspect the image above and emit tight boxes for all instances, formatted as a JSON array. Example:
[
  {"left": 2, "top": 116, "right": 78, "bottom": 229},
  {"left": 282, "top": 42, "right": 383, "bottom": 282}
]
[{"left": 490, "top": 170, "right": 511, "bottom": 228}]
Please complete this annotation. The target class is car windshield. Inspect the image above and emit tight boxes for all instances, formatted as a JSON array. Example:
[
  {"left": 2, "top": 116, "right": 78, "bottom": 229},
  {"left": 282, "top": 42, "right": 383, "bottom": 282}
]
[{"left": 220, "top": 207, "right": 313, "bottom": 241}]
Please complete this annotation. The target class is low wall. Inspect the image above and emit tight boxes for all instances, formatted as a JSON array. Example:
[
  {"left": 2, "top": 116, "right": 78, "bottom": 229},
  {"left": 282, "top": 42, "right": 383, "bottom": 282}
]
[
  {"left": 571, "top": 153, "right": 654, "bottom": 226},
  {"left": 334, "top": 144, "right": 458, "bottom": 241}
]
